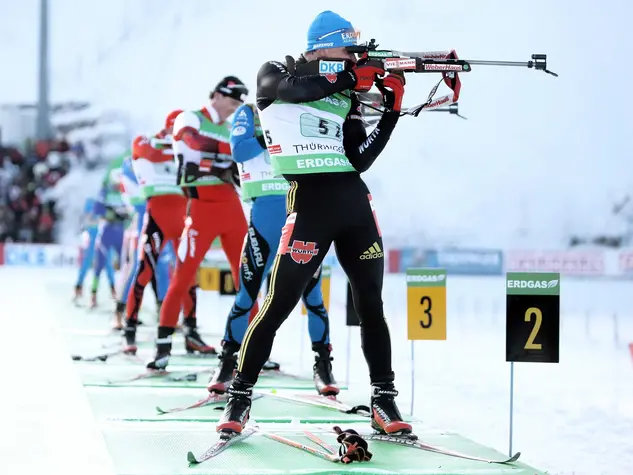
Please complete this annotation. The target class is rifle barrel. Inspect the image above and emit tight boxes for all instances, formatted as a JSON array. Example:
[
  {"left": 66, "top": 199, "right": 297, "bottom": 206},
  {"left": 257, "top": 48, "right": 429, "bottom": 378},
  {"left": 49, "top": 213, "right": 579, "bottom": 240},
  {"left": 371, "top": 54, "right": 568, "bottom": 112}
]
[
  {"left": 465, "top": 59, "right": 532, "bottom": 67},
  {"left": 396, "top": 51, "right": 537, "bottom": 69}
]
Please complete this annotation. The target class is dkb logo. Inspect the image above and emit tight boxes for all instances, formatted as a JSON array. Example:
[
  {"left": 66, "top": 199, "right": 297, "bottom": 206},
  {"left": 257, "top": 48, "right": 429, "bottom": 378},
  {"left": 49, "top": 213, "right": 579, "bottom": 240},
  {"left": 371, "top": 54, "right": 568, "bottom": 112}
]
[{"left": 319, "top": 61, "right": 345, "bottom": 74}]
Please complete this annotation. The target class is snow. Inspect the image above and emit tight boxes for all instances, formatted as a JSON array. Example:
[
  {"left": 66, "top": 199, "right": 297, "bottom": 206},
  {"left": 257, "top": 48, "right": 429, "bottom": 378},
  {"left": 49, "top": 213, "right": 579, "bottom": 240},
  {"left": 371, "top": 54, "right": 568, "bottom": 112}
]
[
  {"left": 2, "top": 0, "right": 633, "bottom": 248},
  {"left": 0, "top": 267, "right": 116, "bottom": 475},
  {"left": 1, "top": 266, "right": 632, "bottom": 474}
]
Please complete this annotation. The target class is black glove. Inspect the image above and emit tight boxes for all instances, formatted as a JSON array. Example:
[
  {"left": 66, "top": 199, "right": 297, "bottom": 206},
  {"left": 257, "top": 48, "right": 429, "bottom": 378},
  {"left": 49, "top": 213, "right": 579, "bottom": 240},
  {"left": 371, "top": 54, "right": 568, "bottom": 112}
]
[
  {"left": 333, "top": 426, "right": 372, "bottom": 464},
  {"left": 212, "top": 162, "right": 240, "bottom": 187},
  {"left": 377, "top": 73, "right": 405, "bottom": 112},
  {"left": 350, "top": 57, "right": 385, "bottom": 92}
]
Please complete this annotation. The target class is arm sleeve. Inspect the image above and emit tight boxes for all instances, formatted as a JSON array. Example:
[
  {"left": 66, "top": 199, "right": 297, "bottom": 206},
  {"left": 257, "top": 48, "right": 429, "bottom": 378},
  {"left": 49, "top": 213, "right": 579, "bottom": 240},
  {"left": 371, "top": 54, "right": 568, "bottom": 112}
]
[
  {"left": 257, "top": 61, "right": 356, "bottom": 105},
  {"left": 230, "top": 105, "right": 265, "bottom": 163},
  {"left": 343, "top": 97, "right": 400, "bottom": 173},
  {"left": 173, "top": 111, "right": 218, "bottom": 152}
]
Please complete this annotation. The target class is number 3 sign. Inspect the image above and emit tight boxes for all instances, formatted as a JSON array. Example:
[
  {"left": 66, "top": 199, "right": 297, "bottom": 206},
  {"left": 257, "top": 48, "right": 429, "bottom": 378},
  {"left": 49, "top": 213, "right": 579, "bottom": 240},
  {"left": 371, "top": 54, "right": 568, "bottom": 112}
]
[
  {"left": 405, "top": 268, "right": 447, "bottom": 417},
  {"left": 406, "top": 268, "right": 447, "bottom": 341}
]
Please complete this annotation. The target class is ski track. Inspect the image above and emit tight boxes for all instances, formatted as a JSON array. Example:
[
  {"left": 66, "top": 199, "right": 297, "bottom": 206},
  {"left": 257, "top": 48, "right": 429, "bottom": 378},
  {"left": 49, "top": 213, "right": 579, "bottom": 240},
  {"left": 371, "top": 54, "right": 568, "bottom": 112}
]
[{"left": 2, "top": 267, "right": 632, "bottom": 475}]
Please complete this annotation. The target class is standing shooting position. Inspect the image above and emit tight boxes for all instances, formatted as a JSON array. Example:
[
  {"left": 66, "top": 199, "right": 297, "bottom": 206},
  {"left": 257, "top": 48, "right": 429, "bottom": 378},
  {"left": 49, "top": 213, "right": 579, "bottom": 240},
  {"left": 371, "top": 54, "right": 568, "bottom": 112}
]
[{"left": 218, "top": 11, "right": 412, "bottom": 437}]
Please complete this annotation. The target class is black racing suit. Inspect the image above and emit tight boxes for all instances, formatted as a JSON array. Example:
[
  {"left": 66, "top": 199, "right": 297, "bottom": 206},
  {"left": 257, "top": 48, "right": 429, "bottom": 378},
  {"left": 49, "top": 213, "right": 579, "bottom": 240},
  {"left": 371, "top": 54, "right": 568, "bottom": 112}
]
[{"left": 234, "top": 57, "right": 401, "bottom": 387}]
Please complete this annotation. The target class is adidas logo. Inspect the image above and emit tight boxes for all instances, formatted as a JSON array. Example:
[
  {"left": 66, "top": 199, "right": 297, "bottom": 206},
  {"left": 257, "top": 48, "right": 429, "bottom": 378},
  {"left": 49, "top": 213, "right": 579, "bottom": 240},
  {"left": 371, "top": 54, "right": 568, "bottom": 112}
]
[{"left": 360, "top": 242, "right": 384, "bottom": 260}]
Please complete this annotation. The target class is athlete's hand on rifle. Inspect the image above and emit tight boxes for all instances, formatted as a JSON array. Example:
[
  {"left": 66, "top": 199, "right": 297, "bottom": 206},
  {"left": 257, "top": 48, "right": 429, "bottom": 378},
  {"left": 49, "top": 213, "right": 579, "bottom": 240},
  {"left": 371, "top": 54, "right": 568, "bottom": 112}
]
[
  {"left": 351, "top": 58, "right": 385, "bottom": 92},
  {"left": 212, "top": 162, "right": 240, "bottom": 187},
  {"left": 378, "top": 73, "right": 405, "bottom": 112}
]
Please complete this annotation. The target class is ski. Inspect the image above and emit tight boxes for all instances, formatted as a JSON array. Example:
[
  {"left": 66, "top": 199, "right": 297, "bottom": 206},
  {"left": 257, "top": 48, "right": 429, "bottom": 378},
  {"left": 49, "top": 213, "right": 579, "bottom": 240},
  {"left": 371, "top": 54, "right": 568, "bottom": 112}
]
[
  {"left": 365, "top": 433, "right": 521, "bottom": 464},
  {"left": 107, "top": 369, "right": 171, "bottom": 384},
  {"left": 302, "top": 394, "right": 371, "bottom": 416},
  {"left": 175, "top": 352, "right": 218, "bottom": 359},
  {"left": 267, "top": 392, "right": 370, "bottom": 416},
  {"left": 156, "top": 393, "right": 263, "bottom": 415},
  {"left": 71, "top": 349, "right": 140, "bottom": 362},
  {"left": 72, "top": 353, "right": 110, "bottom": 362},
  {"left": 106, "top": 368, "right": 210, "bottom": 385},
  {"left": 187, "top": 426, "right": 258, "bottom": 464},
  {"left": 259, "top": 368, "right": 303, "bottom": 380}
]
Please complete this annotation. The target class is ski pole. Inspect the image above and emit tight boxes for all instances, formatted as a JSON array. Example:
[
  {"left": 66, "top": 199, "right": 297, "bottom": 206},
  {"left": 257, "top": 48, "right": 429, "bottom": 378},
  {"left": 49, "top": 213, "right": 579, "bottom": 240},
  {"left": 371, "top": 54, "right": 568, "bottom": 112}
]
[{"left": 262, "top": 432, "right": 340, "bottom": 462}]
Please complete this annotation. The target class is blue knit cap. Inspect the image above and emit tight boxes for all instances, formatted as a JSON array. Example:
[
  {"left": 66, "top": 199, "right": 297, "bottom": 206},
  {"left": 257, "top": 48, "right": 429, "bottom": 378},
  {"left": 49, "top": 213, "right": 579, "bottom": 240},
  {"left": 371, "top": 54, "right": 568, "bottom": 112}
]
[{"left": 306, "top": 11, "right": 359, "bottom": 52}]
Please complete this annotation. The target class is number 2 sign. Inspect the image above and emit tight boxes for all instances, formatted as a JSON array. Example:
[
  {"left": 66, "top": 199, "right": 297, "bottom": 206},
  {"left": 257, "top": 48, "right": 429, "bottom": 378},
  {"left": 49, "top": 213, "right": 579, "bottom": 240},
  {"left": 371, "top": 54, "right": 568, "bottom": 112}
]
[{"left": 505, "top": 272, "right": 560, "bottom": 363}]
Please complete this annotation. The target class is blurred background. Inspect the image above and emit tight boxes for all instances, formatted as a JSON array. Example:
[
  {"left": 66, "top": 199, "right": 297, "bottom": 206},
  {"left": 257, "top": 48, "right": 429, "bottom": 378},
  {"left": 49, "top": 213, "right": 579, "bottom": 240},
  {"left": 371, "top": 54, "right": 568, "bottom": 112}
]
[{"left": 2, "top": 0, "right": 632, "bottom": 252}]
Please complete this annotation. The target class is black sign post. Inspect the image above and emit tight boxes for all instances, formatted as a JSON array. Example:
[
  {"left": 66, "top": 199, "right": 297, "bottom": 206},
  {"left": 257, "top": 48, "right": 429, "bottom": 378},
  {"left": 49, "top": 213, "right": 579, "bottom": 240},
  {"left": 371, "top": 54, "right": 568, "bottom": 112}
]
[{"left": 505, "top": 271, "right": 560, "bottom": 456}]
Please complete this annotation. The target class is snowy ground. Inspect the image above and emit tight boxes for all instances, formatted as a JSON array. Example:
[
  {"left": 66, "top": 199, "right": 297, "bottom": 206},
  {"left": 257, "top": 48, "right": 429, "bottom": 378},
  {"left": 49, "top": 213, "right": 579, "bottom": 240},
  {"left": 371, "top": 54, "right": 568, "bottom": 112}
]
[{"left": 1, "top": 267, "right": 632, "bottom": 474}]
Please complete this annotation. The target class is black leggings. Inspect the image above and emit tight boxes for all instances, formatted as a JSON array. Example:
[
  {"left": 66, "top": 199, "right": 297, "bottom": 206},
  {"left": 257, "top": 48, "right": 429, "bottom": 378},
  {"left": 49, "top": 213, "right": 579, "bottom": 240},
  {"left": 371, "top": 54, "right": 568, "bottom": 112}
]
[{"left": 237, "top": 172, "right": 394, "bottom": 385}]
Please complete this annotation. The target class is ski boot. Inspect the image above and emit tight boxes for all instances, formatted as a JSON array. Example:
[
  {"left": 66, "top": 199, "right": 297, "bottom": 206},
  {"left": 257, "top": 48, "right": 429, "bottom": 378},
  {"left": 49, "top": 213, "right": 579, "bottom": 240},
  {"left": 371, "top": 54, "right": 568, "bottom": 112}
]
[
  {"left": 122, "top": 320, "right": 137, "bottom": 355},
  {"left": 313, "top": 343, "right": 339, "bottom": 396},
  {"left": 370, "top": 382, "right": 412, "bottom": 435},
  {"left": 73, "top": 285, "right": 82, "bottom": 303},
  {"left": 207, "top": 342, "right": 239, "bottom": 394},
  {"left": 216, "top": 378, "right": 253, "bottom": 434},
  {"left": 146, "top": 326, "right": 174, "bottom": 370},
  {"left": 112, "top": 302, "right": 125, "bottom": 330},
  {"left": 184, "top": 326, "right": 216, "bottom": 354}
]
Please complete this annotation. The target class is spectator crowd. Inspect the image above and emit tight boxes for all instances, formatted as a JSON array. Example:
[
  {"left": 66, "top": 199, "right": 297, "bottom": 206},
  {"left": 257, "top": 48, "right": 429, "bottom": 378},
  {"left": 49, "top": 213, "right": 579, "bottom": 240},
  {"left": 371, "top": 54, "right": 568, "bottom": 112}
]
[{"left": 0, "top": 138, "right": 73, "bottom": 243}]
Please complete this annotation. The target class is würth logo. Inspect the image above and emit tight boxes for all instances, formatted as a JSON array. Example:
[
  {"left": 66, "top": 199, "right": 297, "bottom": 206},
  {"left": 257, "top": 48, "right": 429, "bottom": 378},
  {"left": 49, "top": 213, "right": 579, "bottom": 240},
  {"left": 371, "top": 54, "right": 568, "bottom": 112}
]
[{"left": 289, "top": 240, "right": 318, "bottom": 264}]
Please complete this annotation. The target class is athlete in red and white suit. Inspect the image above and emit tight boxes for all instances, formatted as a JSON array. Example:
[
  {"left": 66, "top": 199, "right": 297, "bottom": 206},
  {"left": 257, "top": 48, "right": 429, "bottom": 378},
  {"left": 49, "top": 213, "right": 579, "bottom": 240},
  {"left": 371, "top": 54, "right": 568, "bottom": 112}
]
[
  {"left": 147, "top": 76, "right": 257, "bottom": 370},
  {"left": 123, "top": 111, "right": 216, "bottom": 357}
]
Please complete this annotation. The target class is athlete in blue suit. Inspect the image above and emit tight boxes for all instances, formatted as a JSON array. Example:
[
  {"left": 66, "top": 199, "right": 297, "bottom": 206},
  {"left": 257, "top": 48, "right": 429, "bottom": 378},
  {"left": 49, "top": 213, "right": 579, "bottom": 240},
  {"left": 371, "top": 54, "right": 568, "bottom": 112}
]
[
  {"left": 91, "top": 172, "right": 126, "bottom": 308},
  {"left": 74, "top": 197, "right": 116, "bottom": 303},
  {"left": 114, "top": 155, "right": 175, "bottom": 328},
  {"left": 207, "top": 103, "right": 336, "bottom": 396}
]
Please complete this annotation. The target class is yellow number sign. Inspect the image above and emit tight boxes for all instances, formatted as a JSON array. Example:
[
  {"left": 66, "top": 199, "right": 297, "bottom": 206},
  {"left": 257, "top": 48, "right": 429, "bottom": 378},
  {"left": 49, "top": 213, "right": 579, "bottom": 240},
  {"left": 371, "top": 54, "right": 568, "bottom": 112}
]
[
  {"left": 406, "top": 268, "right": 447, "bottom": 340},
  {"left": 220, "top": 269, "right": 237, "bottom": 295},
  {"left": 198, "top": 266, "right": 220, "bottom": 291},
  {"left": 301, "top": 266, "right": 331, "bottom": 314}
]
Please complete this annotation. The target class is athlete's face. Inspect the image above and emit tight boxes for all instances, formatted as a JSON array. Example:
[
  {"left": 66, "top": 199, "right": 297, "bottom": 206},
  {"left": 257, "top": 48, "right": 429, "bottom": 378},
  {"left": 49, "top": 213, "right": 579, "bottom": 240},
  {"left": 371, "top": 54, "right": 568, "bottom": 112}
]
[
  {"left": 212, "top": 93, "right": 242, "bottom": 121},
  {"left": 320, "top": 46, "right": 357, "bottom": 64}
]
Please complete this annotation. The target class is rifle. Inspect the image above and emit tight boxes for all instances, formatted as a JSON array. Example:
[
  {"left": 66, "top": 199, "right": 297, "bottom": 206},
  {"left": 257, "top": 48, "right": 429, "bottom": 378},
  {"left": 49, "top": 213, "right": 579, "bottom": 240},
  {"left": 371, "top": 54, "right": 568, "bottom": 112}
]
[
  {"left": 346, "top": 39, "right": 557, "bottom": 118},
  {"left": 347, "top": 39, "right": 557, "bottom": 76}
]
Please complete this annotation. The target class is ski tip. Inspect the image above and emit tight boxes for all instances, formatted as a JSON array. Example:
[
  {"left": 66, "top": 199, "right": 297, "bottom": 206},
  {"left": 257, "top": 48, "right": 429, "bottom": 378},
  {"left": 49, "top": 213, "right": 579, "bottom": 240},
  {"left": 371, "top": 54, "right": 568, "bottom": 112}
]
[
  {"left": 508, "top": 452, "right": 521, "bottom": 463},
  {"left": 186, "top": 451, "right": 199, "bottom": 464},
  {"left": 71, "top": 355, "right": 81, "bottom": 361},
  {"left": 156, "top": 406, "right": 166, "bottom": 415}
]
